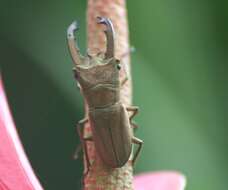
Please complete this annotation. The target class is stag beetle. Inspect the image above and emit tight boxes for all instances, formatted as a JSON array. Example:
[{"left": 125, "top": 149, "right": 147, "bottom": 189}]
[{"left": 67, "top": 17, "right": 143, "bottom": 169}]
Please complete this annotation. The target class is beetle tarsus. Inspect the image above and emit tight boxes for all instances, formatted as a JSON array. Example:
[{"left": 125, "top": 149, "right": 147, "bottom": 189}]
[
  {"left": 132, "top": 136, "right": 143, "bottom": 165},
  {"left": 97, "top": 16, "right": 115, "bottom": 59}
]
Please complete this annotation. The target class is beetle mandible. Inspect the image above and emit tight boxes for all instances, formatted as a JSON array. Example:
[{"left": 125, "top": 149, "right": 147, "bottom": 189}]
[{"left": 67, "top": 17, "right": 143, "bottom": 169}]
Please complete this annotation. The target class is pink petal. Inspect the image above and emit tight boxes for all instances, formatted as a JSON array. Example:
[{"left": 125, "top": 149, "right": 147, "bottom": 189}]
[
  {"left": 0, "top": 77, "right": 43, "bottom": 190},
  {"left": 134, "top": 171, "right": 186, "bottom": 190}
]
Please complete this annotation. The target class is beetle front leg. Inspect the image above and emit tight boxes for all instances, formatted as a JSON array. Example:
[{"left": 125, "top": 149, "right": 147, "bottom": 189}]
[
  {"left": 119, "top": 47, "right": 135, "bottom": 87},
  {"left": 132, "top": 136, "right": 143, "bottom": 166},
  {"left": 126, "top": 106, "right": 139, "bottom": 129},
  {"left": 120, "top": 76, "right": 128, "bottom": 87},
  {"left": 119, "top": 63, "right": 129, "bottom": 87}
]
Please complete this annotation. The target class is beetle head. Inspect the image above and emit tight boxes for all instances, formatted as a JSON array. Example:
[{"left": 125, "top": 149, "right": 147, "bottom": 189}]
[{"left": 67, "top": 17, "right": 121, "bottom": 90}]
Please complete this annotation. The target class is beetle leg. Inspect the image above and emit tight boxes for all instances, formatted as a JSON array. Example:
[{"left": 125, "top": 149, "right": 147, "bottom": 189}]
[
  {"left": 126, "top": 106, "right": 139, "bottom": 129},
  {"left": 67, "top": 21, "right": 83, "bottom": 65},
  {"left": 73, "top": 118, "right": 88, "bottom": 159},
  {"left": 76, "top": 118, "right": 95, "bottom": 177},
  {"left": 126, "top": 106, "right": 139, "bottom": 120},
  {"left": 73, "top": 135, "right": 93, "bottom": 160},
  {"left": 132, "top": 136, "right": 143, "bottom": 165},
  {"left": 75, "top": 118, "right": 91, "bottom": 168},
  {"left": 131, "top": 123, "right": 138, "bottom": 130},
  {"left": 117, "top": 61, "right": 128, "bottom": 88},
  {"left": 120, "top": 76, "right": 128, "bottom": 87},
  {"left": 97, "top": 17, "right": 115, "bottom": 59},
  {"left": 84, "top": 136, "right": 93, "bottom": 141},
  {"left": 118, "top": 47, "right": 135, "bottom": 87},
  {"left": 73, "top": 144, "right": 82, "bottom": 160},
  {"left": 79, "top": 133, "right": 92, "bottom": 189},
  {"left": 77, "top": 119, "right": 90, "bottom": 166},
  {"left": 82, "top": 135, "right": 93, "bottom": 178}
]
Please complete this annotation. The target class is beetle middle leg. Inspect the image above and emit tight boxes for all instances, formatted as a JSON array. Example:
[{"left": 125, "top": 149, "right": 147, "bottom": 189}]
[
  {"left": 132, "top": 136, "right": 143, "bottom": 165},
  {"left": 73, "top": 118, "right": 88, "bottom": 159},
  {"left": 76, "top": 118, "right": 93, "bottom": 175},
  {"left": 126, "top": 106, "right": 139, "bottom": 129}
]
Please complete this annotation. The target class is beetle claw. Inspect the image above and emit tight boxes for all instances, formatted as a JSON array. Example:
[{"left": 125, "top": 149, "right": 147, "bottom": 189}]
[
  {"left": 67, "top": 21, "right": 83, "bottom": 65},
  {"left": 97, "top": 16, "right": 115, "bottom": 59},
  {"left": 67, "top": 21, "right": 79, "bottom": 39},
  {"left": 96, "top": 16, "right": 106, "bottom": 25}
]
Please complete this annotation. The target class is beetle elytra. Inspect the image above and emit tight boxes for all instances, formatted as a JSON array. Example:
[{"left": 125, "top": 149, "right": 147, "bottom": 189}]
[{"left": 67, "top": 17, "right": 143, "bottom": 169}]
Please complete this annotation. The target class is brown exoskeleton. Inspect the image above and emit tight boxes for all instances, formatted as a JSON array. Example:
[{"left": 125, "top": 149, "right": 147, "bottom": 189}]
[{"left": 67, "top": 17, "right": 143, "bottom": 169}]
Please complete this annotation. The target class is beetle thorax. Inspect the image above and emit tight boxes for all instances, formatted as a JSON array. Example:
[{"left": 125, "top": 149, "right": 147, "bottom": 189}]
[{"left": 75, "top": 56, "right": 120, "bottom": 109}]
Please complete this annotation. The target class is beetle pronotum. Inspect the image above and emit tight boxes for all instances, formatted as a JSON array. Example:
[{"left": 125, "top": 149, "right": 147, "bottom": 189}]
[{"left": 67, "top": 17, "right": 143, "bottom": 170}]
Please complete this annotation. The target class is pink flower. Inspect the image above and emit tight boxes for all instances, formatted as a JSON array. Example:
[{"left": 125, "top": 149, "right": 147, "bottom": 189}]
[
  {"left": 0, "top": 77, "right": 186, "bottom": 190},
  {"left": 134, "top": 171, "right": 186, "bottom": 190},
  {"left": 0, "top": 77, "right": 43, "bottom": 190}
]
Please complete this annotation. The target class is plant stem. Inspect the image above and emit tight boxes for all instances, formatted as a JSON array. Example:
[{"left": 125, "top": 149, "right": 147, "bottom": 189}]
[{"left": 82, "top": 0, "right": 133, "bottom": 189}]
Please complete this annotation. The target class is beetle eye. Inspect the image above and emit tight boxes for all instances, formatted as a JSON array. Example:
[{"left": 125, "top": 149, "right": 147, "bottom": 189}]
[
  {"left": 74, "top": 73, "right": 78, "bottom": 79},
  {"left": 117, "top": 64, "right": 121, "bottom": 70},
  {"left": 72, "top": 68, "right": 78, "bottom": 79}
]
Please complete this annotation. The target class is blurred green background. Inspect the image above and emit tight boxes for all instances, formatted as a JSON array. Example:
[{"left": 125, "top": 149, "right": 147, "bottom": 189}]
[{"left": 0, "top": 0, "right": 227, "bottom": 189}]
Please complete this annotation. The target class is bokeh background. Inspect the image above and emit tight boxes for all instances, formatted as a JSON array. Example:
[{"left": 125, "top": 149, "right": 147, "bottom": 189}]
[{"left": 0, "top": 0, "right": 227, "bottom": 189}]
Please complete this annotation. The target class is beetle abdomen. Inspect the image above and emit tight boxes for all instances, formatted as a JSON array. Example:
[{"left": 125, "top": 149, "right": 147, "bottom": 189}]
[{"left": 89, "top": 103, "right": 132, "bottom": 168}]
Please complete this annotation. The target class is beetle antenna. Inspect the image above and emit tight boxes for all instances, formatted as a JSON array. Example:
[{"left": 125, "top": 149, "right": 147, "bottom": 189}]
[
  {"left": 97, "top": 16, "right": 115, "bottom": 59},
  {"left": 119, "top": 46, "right": 136, "bottom": 60},
  {"left": 67, "top": 21, "right": 83, "bottom": 65}
]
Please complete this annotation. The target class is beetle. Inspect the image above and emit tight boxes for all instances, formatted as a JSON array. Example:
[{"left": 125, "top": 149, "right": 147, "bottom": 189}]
[{"left": 67, "top": 17, "right": 143, "bottom": 169}]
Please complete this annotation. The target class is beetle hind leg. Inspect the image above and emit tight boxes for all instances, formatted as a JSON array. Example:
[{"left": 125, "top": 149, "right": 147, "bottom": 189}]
[
  {"left": 126, "top": 106, "right": 139, "bottom": 129},
  {"left": 132, "top": 136, "right": 143, "bottom": 166}
]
